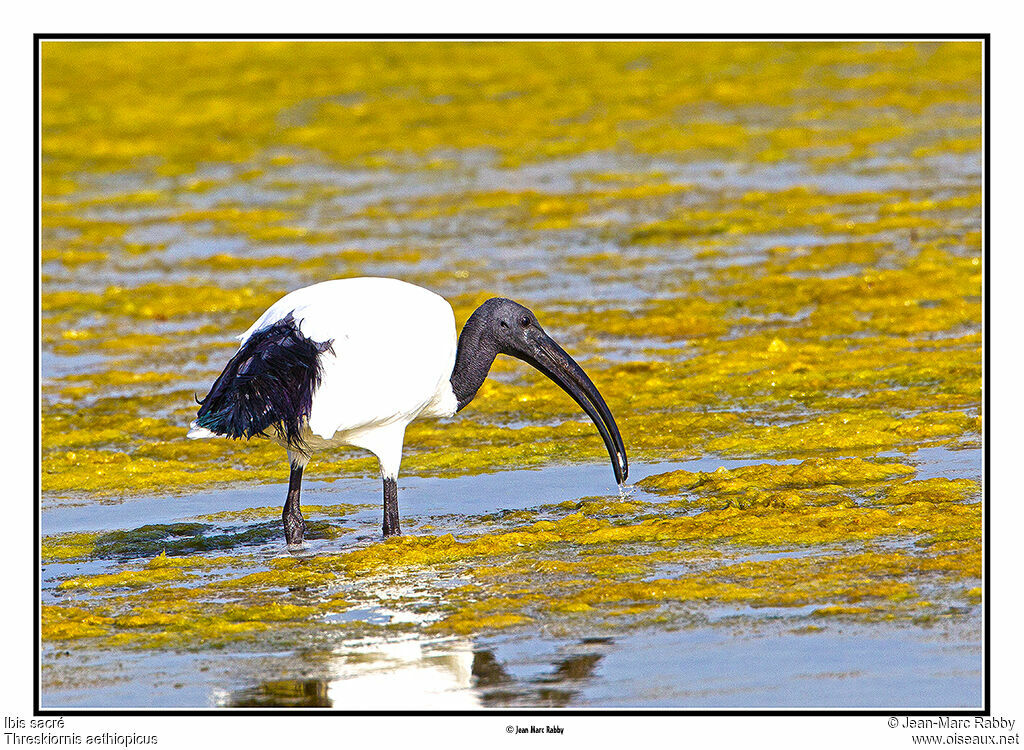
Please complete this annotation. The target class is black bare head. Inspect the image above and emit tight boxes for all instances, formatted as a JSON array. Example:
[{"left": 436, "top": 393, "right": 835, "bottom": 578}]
[
  {"left": 450, "top": 297, "right": 628, "bottom": 484},
  {"left": 469, "top": 297, "right": 541, "bottom": 354}
]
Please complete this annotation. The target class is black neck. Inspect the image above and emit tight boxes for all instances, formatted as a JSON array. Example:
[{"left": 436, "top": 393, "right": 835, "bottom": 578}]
[{"left": 450, "top": 307, "right": 499, "bottom": 411}]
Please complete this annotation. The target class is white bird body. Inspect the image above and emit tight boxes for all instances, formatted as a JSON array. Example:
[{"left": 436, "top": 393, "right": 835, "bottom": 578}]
[
  {"left": 189, "top": 275, "right": 627, "bottom": 543},
  {"left": 190, "top": 277, "right": 458, "bottom": 477}
]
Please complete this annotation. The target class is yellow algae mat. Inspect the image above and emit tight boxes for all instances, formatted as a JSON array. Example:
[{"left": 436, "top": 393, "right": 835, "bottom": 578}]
[{"left": 40, "top": 41, "right": 982, "bottom": 707}]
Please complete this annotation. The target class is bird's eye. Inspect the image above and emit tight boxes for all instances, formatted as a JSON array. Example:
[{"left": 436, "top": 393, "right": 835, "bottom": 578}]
[{"left": 519, "top": 316, "right": 530, "bottom": 327}]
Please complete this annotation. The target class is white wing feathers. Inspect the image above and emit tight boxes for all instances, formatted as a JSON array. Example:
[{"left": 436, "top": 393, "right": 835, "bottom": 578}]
[{"left": 234, "top": 278, "right": 458, "bottom": 442}]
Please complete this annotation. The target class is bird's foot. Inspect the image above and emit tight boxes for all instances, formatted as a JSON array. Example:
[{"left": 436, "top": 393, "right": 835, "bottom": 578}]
[{"left": 284, "top": 513, "right": 307, "bottom": 548}]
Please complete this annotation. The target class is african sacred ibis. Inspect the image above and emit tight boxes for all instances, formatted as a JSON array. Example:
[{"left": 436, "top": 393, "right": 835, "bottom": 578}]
[{"left": 188, "top": 277, "right": 628, "bottom": 546}]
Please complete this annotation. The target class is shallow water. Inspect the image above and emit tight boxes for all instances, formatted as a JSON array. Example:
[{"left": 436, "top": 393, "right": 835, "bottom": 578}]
[
  {"left": 43, "top": 622, "right": 982, "bottom": 710},
  {"left": 39, "top": 41, "right": 983, "bottom": 710},
  {"left": 40, "top": 450, "right": 981, "bottom": 709}
]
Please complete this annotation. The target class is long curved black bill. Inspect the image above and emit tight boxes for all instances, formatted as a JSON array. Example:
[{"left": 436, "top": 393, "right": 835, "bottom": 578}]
[{"left": 514, "top": 330, "right": 628, "bottom": 484}]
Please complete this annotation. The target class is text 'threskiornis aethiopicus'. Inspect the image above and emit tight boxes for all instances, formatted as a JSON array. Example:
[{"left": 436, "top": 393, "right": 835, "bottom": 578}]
[{"left": 187, "top": 277, "right": 628, "bottom": 546}]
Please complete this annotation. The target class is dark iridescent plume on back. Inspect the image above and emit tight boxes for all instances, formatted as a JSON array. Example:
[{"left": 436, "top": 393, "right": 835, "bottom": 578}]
[{"left": 194, "top": 313, "right": 333, "bottom": 450}]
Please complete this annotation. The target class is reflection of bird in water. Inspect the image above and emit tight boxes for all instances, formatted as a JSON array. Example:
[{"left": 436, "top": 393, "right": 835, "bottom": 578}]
[
  {"left": 189, "top": 277, "right": 628, "bottom": 547},
  {"left": 475, "top": 649, "right": 607, "bottom": 707},
  {"left": 217, "top": 635, "right": 610, "bottom": 709},
  {"left": 225, "top": 678, "right": 331, "bottom": 708},
  {"left": 219, "top": 635, "right": 481, "bottom": 709},
  {"left": 325, "top": 637, "right": 481, "bottom": 709}
]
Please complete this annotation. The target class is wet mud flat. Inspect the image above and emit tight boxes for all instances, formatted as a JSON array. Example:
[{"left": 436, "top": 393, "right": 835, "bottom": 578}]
[{"left": 39, "top": 41, "right": 983, "bottom": 709}]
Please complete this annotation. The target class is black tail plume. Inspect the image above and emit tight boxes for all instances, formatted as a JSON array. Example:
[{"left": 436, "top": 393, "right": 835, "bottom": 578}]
[{"left": 194, "top": 312, "right": 333, "bottom": 449}]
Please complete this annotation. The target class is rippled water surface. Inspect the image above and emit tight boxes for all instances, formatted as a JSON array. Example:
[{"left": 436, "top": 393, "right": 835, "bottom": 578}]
[
  {"left": 40, "top": 41, "right": 983, "bottom": 709},
  {"left": 43, "top": 453, "right": 981, "bottom": 709}
]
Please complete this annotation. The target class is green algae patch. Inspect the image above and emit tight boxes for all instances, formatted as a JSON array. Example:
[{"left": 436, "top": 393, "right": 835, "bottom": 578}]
[
  {"left": 41, "top": 531, "right": 100, "bottom": 562},
  {"left": 42, "top": 283, "right": 282, "bottom": 321},
  {"left": 704, "top": 410, "right": 977, "bottom": 458},
  {"left": 42, "top": 606, "right": 114, "bottom": 641},
  {"left": 42, "top": 41, "right": 980, "bottom": 177},
  {"left": 193, "top": 503, "right": 367, "bottom": 522},
  {"left": 41, "top": 473, "right": 981, "bottom": 647},
  {"left": 555, "top": 552, "right": 923, "bottom": 612},
  {"left": 101, "top": 601, "right": 315, "bottom": 650},
  {"left": 41, "top": 528, "right": 252, "bottom": 566},
  {"left": 58, "top": 567, "right": 194, "bottom": 591},
  {"left": 42, "top": 523, "right": 288, "bottom": 563},
  {"left": 40, "top": 206, "right": 981, "bottom": 499},
  {"left": 44, "top": 550, "right": 346, "bottom": 649},
  {"left": 431, "top": 611, "right": 534, "bottom": 635},
  {"left": 144, "top": 551, "right": 242, "bottom": 569},
  {"left": 639, "top": 458, "right": 916, "bottom": 496},
  {"left": 882, "top": 478, "right": 979, "bottom": 506},
  {"left": 222, "top": 603, "right": 320, "bottom": 623},
  {"left": 574, "top": 497, "right": 648, "bottom": 518}
]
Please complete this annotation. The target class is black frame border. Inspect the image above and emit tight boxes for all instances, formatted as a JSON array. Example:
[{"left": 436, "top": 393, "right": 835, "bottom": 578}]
[{"left": 33, "top": 32, "right": 991, "bottom": 718}]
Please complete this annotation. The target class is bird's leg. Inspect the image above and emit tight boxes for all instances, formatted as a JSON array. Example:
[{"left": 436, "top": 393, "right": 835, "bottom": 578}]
[
  {"left": 283, "top": 461, "right": 307, "bottom": 547},
  {"left": 382, "top": 476, "right": 401, "bottom": 538}
]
